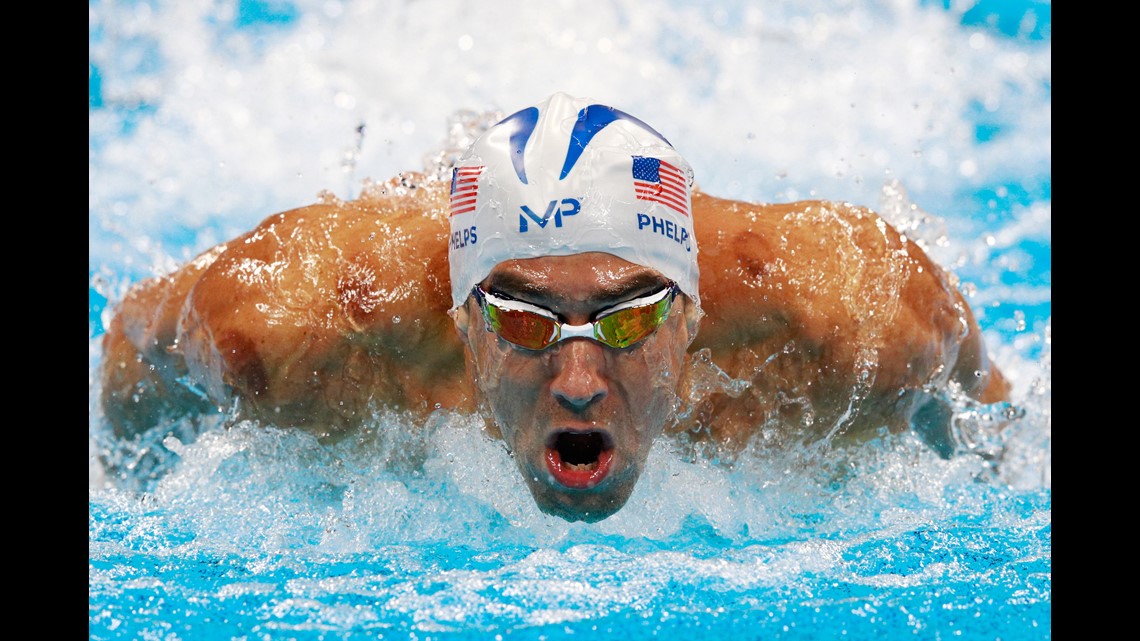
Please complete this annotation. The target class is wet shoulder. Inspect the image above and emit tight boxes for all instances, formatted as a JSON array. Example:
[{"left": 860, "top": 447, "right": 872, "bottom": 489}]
[
  {"left": 176, "top": 177, "right": 465, "bottom": 426},
  {"left": 690, "top": 193, "right": 939, "bottom": 351},
  {"left": 190, "top": 176, "right": 453, "bottom": 336}
]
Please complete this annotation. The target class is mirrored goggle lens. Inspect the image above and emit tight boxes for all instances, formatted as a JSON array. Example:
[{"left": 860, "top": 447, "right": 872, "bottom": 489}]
[
  {"left": 477, "top": 284, "right": 676, "bottom": 350},
  {"left": 483, "top": 304, "right": 559, "bottom": 350},
  {"left": 594, "top": 294, "right": 674, "bottom": 348}
]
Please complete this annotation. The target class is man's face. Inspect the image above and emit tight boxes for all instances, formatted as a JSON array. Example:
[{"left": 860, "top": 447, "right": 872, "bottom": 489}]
[{"left": 453, "top": 252, "right": 696, "bottom": 522}]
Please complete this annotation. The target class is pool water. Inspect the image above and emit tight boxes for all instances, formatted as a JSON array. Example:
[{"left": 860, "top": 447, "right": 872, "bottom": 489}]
[{"left": 89, "top": 1, "right": 1050, "bottom": 639}]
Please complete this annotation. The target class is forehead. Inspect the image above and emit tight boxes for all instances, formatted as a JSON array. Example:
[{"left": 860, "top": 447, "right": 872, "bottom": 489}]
[{"left": 483, "top": 252, "right": 668, "bottom": 304}]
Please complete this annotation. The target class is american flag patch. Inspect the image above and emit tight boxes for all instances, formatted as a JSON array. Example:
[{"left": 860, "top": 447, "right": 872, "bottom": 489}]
[
  {"left": 449, "top": 165, "right": 484, "bottom": 216},
  {"left": 632, "top": 156, "right": 689, "bottom": 217}
]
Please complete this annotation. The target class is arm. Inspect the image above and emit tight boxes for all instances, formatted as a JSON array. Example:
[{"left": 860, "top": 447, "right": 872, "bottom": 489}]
[
  {"left": 681, "top": 192, "right": 1010, "bottom": 453},
  {"left": 100, "top": 176, "right": 474, "bottom": 441},
  {"left": 100, "top": 243, "right": 229, "bottom": 439},
  {"left": 175, "top": 179, "right": 473, "bottom": 435}
]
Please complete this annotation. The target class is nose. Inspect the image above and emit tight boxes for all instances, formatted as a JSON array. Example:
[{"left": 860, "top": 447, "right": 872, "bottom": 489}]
[{"left": 548, "top": 338, "right": 609, "bottom": 410}]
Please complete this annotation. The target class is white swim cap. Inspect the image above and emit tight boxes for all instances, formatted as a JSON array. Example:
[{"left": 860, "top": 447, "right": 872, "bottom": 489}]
[{"left": 447, "top": 92, "right": 699, "bottom": 310}]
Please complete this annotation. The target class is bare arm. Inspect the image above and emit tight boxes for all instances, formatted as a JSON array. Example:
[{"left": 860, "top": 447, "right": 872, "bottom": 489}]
[
  {"left": 680, "top": 192, "right": 1010, "bottom": 453},
  {"left": 100, "top": 244, "right": 229, "bottom": 438},
  {"left": 101, "top": 177, "right": 474, "bottom": 440}
]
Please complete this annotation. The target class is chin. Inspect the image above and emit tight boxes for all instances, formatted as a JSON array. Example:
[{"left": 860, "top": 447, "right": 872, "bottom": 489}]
[{"left": 527, "top": 478, "right": 638, "bottom": 523}]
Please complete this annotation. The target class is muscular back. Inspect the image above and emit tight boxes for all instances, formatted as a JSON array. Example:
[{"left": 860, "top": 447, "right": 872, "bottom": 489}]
[{"left": 100, "top": 174, "right": 1007, "bottom": 449}]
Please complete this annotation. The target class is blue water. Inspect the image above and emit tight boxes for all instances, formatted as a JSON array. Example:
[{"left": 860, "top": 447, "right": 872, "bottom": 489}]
[{"left": 89, "top": 1, "right": 1051, "bottom": 639}]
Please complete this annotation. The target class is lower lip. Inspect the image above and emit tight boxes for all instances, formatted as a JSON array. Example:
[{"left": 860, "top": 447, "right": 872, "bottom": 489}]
[{"left": 545, "top": 448, "right": 614, "bottom": 489}]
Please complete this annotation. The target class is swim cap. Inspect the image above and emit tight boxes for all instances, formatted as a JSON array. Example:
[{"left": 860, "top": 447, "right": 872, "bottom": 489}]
[{"left": 447, "top": 92, "right": 699, "bottom": 310}]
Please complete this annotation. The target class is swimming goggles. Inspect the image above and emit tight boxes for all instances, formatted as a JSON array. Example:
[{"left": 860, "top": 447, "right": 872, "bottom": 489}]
[{"left": 472, "top": 282, "right": 679, "bottom": 350}]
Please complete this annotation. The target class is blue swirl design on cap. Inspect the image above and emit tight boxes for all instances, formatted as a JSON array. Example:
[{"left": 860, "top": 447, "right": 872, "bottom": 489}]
[
  {"left": 560, "top": 105, "right": 672, "bottom": 180},
  {"left": 499, "top": 103, "right": 673, "bottom": 185},
  {"left": 500, "top": 107, "right": 539, "bottom": 184}
]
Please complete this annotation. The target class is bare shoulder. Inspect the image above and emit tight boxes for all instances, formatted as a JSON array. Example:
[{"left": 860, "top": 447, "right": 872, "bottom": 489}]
[
  {"left": 187, "top": 175, "right": 454, "bottom": 335},
  {"left": 102, "top": 175, "right": 472, "bottom": 438},
  {"left": 694, "top": 191, "right": 962, "bottom": 343},
  {"left": 690, "top": 193, "right": 935, "bottom": 352},
  {"left": 175, "top": 175, "right": 469, "bottom": 432},
  {"left": 681, "top": 191, "right": 1007, "bottom": 447}
]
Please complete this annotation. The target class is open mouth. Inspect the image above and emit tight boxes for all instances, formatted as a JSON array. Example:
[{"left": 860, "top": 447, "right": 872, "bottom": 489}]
[{"left": 544, "top": 430, "right": 615, "bottom": 489}]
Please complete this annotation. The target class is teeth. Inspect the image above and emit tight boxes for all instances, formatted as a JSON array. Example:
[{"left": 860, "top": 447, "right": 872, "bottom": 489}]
[{"left": 564, "top": 461, "right": 597, "bottom": 472}]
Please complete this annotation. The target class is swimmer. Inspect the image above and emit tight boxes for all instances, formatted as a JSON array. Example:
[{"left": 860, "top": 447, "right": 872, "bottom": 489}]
[{"left": 99, "top": 92, "right": 1011, "bottom": 522}]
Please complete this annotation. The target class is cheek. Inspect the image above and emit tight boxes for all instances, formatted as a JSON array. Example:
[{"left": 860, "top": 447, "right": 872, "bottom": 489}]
[
  {"left": 469, "top": 328, "right": 509, "bottom": 394},
  {"left": 646, "top": 321, "right": 690, "bottom": 391},
  {"left": 615, "top": 324, "right": 691, "bottom": 433},
  {"left": 467, "top": 329, "right": 542, "bottom": 436}
]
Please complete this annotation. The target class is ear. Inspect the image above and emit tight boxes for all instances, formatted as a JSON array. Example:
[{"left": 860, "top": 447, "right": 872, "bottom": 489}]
[
  {"left": 681, "top": 296, "right": 704, "bottom": 347},
  {"left": 449, "top": 303, "right": 473, "bottom": 348}
]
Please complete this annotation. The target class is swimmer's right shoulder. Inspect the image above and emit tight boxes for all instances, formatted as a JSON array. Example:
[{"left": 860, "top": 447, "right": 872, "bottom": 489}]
[{"left": 240, "top": 175, "right": 451, "bottom": 236}]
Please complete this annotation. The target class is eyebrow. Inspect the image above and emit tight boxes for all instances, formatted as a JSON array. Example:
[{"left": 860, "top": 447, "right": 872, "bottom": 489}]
[{"left": 484, "top": 270, "right": 669, "bottom": 308}]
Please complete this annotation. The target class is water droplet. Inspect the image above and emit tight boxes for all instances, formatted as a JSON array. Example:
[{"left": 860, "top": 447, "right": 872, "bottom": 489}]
[{"left": 1014, "top": 310, "right": 1026, "bottom": 331}]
